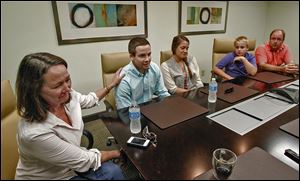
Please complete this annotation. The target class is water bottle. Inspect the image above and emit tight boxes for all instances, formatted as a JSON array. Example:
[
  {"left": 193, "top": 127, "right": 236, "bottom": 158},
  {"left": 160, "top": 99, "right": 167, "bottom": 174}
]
[
  {"left": 129, "top": 101, "right": 141, "bottom": 134},
  {"left": 208, "top": 78, "right": 218, "bottom": 103}
]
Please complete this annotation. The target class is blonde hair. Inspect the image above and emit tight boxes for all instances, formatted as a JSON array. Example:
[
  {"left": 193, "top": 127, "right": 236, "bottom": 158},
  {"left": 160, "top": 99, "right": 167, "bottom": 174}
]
[{"left": 234, "top": 36, "right": 248, "bottom": 48}]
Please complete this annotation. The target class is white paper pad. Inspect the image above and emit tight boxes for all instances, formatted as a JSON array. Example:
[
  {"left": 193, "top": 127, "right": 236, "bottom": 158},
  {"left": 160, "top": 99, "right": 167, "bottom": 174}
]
[{"left": 207, "top": 80, "right": 299, "bottom": 135}]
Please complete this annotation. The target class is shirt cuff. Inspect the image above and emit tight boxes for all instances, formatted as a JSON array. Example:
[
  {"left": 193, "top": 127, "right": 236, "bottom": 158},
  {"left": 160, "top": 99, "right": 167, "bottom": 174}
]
[
  {"left": 90, "top": 92, "right": 101, "bottom": 106},
  {"left": 89, "top": 148, "right": 101, "bottom": 171}
]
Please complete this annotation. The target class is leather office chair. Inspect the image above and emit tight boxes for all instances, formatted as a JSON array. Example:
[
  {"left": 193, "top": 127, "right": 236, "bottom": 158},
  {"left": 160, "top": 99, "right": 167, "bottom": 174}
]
[
  {"left": 1, "top": 80, "right": 93, "bottom": 179},
  {"left": 1, "top": 80, "right": 21, "bottom": 179},
  {"left": 160, "top": 50, "right": 173, "bottom": 64},
  {"left": 101, "top": 52, "right": 130, "bottom": 111},
  {"left": 211, "top": 38, "right": 256, "bottom": 80}
]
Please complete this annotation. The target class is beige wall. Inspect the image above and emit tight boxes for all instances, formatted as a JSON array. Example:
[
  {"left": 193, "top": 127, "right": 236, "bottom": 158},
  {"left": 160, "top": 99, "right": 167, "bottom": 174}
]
[
  {"left": 1, "top": 1, "right": 299, "bottom": 115},
  {"left": 265, "top": 1, "right": 299, "bottom": 64}
]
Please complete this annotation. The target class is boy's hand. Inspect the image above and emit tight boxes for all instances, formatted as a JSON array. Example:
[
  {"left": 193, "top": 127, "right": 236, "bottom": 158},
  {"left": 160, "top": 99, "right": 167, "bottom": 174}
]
[{"left": 233, "top": 56, "right": 245, "bottom": 62}]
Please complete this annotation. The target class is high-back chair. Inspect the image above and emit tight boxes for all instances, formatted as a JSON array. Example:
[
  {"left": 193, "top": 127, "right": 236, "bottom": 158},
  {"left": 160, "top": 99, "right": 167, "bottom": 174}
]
[
  {"left": 211, "top": 38, "right": 256, "bottom": 80},
  {"left": 101, "top": 52, "right": 131, "bottom": 111},
  {"left": 1, "top": 80, "right": 21, "bottom": 179},
  {"left": 160, "top": 50, "right": 173, "bottom": 64}
]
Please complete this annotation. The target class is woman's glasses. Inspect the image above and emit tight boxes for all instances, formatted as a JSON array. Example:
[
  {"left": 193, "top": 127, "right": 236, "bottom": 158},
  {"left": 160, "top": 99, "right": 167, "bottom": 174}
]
[{"left": 142, "top": 126, "right": 157, "bottom": 147}]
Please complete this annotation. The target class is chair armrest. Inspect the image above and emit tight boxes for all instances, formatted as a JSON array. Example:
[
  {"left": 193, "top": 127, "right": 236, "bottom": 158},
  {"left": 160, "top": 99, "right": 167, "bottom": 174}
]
[
  {"left": 104, "top": 99, "right": 114, "bottom": 112},
  {"left": 210, "top": 70, "right": 223, "bottom": 82},
  {"left": 104, "top": 90, "right": 116, "bottom": 112},
  {"left": 82, "top": 129, "right": 94, "bottom": 149}
]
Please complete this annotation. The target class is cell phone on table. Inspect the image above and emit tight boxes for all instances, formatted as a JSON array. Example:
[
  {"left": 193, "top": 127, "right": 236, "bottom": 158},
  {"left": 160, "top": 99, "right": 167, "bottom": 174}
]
[{"left": 127, "top": 136, "right": 150, "bottom": 148}]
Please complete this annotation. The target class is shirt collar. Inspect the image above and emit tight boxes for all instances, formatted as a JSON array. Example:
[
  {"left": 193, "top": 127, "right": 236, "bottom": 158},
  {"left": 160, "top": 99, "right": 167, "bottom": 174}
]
[
  {"left": 47, "top": 111, "right": 71, "bottom": 128},
  {"left": 129, "top": 62, "right": 149, "bottom": 77},
  {"left": 46, "top": 102, "right": 79, "bottom": 130}
]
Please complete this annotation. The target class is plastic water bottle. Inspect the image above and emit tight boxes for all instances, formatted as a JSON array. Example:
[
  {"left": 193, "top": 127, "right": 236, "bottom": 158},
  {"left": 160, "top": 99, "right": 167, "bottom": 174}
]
[
  {"left": 208, "top": 78, "right": 218, "bottom": 103},
  {"left": 129, "top": 101, "right": 141, "bottom": 134}
]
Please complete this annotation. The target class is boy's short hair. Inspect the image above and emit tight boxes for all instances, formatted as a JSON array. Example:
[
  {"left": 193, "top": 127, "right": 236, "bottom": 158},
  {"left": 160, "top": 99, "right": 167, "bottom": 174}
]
[
  {"left": 128, "top": 37, "right": 150, "bottom": 56},
  {"left": 234, "top": 36, "right": 249, "bottom": 47}
]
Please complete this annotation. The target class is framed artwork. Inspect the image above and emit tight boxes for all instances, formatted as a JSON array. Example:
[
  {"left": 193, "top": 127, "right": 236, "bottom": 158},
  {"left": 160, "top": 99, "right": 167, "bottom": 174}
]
[
  {"left": 179, "top": 1, "right": 228, "bottom": 35},
  {"left": 52, "top": 1, "right": 147, "bottom": 45}
]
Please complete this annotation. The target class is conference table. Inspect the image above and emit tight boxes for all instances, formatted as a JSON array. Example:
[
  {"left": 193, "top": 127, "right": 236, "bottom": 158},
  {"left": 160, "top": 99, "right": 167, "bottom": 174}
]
[{"left": 100, "top": 72, "right": 299, "bottom": 180}]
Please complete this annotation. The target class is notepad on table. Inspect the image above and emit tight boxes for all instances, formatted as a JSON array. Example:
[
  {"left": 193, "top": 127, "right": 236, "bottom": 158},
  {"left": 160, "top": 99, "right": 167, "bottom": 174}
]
[{"left": 141, "top": 96, "right": 208, "bottom": 129}]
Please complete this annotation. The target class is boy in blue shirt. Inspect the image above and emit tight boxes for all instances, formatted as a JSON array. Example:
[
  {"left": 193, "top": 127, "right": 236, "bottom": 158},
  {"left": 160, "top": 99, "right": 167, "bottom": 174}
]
[{"left": 213, "top": 36, "right": 257, "bottom": 81}]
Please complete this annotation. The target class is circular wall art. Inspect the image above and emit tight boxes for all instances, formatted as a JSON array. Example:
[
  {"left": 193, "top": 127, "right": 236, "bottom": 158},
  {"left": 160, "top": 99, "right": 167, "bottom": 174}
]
[
  {"left": 200, "top": 7, "right": 210, "bottom": 24},
  {"left": 71, "top": 3, "right": 94, "bottom": 28}
]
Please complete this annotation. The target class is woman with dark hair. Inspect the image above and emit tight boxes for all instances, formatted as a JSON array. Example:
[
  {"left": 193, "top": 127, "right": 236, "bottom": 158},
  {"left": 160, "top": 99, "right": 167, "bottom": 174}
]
[
  {"left": 15, "top": 52, "right": 125, "bottom": 180},
  {"left": 161, "top": 35, "right": 204, "bottom": 95}
]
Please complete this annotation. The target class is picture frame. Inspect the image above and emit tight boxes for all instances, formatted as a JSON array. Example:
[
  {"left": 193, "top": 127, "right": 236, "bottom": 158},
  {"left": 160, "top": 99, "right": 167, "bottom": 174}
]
[
  {"left": 52, "top": 1, "right": 147, "bottom": 45},
  {"left": 179, "top": 1, "right": 228, "bottom": 35}
]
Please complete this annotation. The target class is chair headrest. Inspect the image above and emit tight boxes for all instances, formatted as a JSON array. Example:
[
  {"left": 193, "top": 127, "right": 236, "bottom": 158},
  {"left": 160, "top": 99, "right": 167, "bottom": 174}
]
[
  {"left": 101, "top": 52, "right": 130, "bottom": 73},
  {"left": 1, "top": 80, "right": 17, "bottom": 119},
  {"left": 213, "top": 38, "right": 256, "bottom": 53},
  {"left": 160, "top": 50, "right": 173, "bottom": 64}
]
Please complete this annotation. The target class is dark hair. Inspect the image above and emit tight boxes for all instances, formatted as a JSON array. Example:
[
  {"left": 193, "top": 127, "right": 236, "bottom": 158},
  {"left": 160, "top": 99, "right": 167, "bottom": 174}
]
[
  {"left": 171, "top": 35, "right": 193, "bottom": 78},
  {"left": 171, "top": 34, "right": 190, "bottom": 55},
  {"left": 269, "top": 29, "right": 285, "bottom": 41},
  {"left": 128, "top": 37, "right": 150, "bottom": 56},
  {"left": 16, "top": 52, "right": 68, "bottom": 122}
]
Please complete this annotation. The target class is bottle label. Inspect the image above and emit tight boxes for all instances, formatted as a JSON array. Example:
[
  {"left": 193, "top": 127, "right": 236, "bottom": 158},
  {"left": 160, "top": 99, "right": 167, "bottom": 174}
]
[
  {"left": 209, "top": 84, "right": 217, "bottom": 91},
  {"left": 129, "top": 111, "right": 140, "bottom": 120}
]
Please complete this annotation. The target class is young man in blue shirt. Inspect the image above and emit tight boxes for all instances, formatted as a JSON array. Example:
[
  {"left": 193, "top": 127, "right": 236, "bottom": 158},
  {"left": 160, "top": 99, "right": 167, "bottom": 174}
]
[{"left": 115, "top": 37, "right": 170, "bottom": 109}]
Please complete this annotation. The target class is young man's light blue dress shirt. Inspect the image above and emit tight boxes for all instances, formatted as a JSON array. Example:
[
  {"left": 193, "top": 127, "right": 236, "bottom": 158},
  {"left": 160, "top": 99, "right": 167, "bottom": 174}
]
[{"left": 115, "top": 62, "right": 170, "bottom": 109}]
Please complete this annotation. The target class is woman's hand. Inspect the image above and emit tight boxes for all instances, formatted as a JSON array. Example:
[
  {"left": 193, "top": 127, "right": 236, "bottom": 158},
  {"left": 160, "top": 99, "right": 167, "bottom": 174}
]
[
  {"left": 108, "top": 68, "right": 125, "bottom": 89},
  {"left": 100, "top": 150, "right": 121, "bottom": 162},
  {"left": 95, "top": 68, "right": 125, "bottom": 99}
]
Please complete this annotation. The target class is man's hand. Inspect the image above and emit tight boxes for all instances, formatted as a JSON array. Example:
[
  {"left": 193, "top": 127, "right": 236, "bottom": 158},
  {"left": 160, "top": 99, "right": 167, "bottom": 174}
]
[{"left": 283, "top": 63, "right": 299, "bottom": 74}]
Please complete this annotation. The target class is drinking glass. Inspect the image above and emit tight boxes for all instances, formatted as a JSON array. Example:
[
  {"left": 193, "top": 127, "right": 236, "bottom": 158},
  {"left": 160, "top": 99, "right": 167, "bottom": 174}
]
[{"left": 212, "top": 148, "right": 237, "bottom": 180}]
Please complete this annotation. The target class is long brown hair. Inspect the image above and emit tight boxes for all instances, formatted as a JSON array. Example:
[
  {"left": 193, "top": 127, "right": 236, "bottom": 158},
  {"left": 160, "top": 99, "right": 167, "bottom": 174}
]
[
  {"left": 171, "top": 35, "right": 192, "bottom": 78},
  {"left": 16, "top": 52, "right": 68, "bottom": 122},
  {"left": 171, "top": 34, "right": 190, "bottom": 55}
]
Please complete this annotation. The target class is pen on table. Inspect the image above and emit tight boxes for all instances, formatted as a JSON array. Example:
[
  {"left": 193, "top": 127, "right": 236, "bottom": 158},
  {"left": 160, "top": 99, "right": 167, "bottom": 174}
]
[
  {"left": 284, "top": 149, "right": 299, "bottom": 164},
  {"left": 224, "top": 87, "right": 234, "bottom": 94}
]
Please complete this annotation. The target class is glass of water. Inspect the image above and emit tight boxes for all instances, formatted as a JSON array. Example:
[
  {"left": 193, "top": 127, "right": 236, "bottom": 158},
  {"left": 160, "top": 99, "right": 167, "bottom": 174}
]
[{"left": 212, "top": 148, "right": 237, "bottom": 180}]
